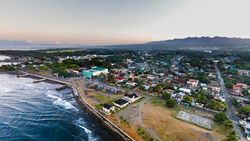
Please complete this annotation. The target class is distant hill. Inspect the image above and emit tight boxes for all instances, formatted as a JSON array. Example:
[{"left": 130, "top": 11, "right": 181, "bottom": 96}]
[
  {"left": 147, "top": 36, "right": 250, "bottom": 47},
  {"left": 1, "top": 36, "right": 250, "bottom": 51},
  {"left": 103, "top": 36, "right": 250, "bottom": 51}
]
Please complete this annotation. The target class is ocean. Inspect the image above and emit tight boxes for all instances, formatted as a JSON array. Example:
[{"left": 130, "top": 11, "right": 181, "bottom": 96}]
[{"left": 0, "top": 74, "right": 114, "bottom": 141}]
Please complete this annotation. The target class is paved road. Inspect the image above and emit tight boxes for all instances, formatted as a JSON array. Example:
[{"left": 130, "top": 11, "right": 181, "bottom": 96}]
[{"left": 215, "top": 64, "right": 246, "bottom": 141}]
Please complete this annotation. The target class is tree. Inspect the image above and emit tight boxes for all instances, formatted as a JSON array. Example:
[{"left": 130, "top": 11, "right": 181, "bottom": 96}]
[
  {"left": 213, "top": 112, "right": 227, "bottom": 123},
  {"left": 166, "top": 99, "right": 176, "bottom": 108},
  {"left": 38, "top": 65, "right": 49, "bottom": 71},
  {"left": 207, "top": 100, "right": 227, "bottom": 111},
  {"left": 162, "top": 92, "right": 171, "bottom": 100},
  {"left": 196, "top": 89, "right": 207, "bottom": 104},
  {"left": 224, "top": 120, "right": 233, "bottom": 131},
  {"left": 227, "top": 131, "right": 238, "bottom": 141},
  {"left": 0, "top": 65, "right": 15, "bottom": 71},
  {"left": 224, "top": 78, "right": 235, "bottom": 89},
  {"left": 196, "top": 72, "right": 210, "bottom": 84},
  {"left": 183, "top": 95, "right": 192, "bottom": 104},
  {"left": 239, "top": 105, "right": 250, "bottom": 116}
]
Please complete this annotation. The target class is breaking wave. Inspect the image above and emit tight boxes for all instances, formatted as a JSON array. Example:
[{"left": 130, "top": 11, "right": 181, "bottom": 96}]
[
  {"left": 46, "top": 94, "right": 78, "bottom": 111},
  {"left": 76, "top": 118, "right": 99, "bottom": 141}
]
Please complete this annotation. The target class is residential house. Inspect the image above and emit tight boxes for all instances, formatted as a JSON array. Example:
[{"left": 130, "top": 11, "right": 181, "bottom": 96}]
[
  {"left": 178, "top": 87, "right": 191, "bottom": 95},
  {"left": 171, "top": 92, "right": 186, "bottom": 104},
  {"left": 186, "top": 79, "right": 199, "bottom": 89},
  {"left": 102, "top": 104, "right": 115, "bottom": 115},
  {"left": 232, "top": 83, "right": 249, "bottom": 96},
  {"left": 123, "top": 93, "right": 141, "bottom": 103},
  {"left": 113, "top": 99, "right": 129, "bottom": 108},
  {"left": 208, "top": 81, "right": 221, "bottom": 95}
]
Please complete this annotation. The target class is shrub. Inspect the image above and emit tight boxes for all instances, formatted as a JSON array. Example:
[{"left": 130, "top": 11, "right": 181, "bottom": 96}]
[
  {"left": 183, "top": 95, "right": 192, "bottom": 104},
  {"left": 166, "top": 99, "right": 177, "bottom": 108},
  {"left": 213, "top": 112, "right": 227, "bottom": 123},
  {"left": 162, "top": 92, "right": 171, "bottom": 100},
  {"left": 207, "top": 100, "right": 227, "bottom": 111},
  {"left": 239, "top": 105, "right": 250, "bottom": 116}
]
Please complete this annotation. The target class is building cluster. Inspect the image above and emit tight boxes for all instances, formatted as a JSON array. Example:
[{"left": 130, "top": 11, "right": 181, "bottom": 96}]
[{"left": 101, "top": 93, "right": 142, "bottom": 115}]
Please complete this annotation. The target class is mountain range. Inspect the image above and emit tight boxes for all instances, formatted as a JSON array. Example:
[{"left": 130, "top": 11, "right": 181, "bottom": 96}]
[{"left": 1, "top": 36, "right": 250, "bottom": 51}]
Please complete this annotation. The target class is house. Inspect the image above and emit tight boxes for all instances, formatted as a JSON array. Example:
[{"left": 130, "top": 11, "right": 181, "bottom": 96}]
[
  {"left": 240, "top": 118, "right": 250, "bottom": 139},
  {"left": 171, "top": 92, "right": 185, "bottom": 104},
  {"left": 208, "top": 81, "right": 221, "bottom": 95},
  {"left": 123, "top": 93, "right": 141, "bottom": 103},
  {"left": 186, "top": 79, "right": 199, "bottom": 88},
  {"left": 232, "top": 83, "right": 249, "bottom": 96},
  {"left": 115, "top": 76, "right": 125, "bottom": 83},
  {"left": 113, "top": 99, "right": 129, "bottom": 108},
  {"left": 178, "top": 87, "right": 191, "bottom": 95},
  {"left": 126, "top": 82, "right": 137, "bottom": 88},
  {"left": 102, "top": 103, "right": 115, "bottom": 115}
]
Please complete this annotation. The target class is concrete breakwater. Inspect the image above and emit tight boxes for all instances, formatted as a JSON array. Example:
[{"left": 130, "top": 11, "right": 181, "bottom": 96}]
[{"left": 17, "top": 71, "right": 134, "bottom": 141}]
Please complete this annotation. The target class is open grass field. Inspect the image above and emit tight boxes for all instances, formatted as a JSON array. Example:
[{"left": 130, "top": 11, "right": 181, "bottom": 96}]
[{"left": 142, "top": 102, "right": 226, "bottom": 141}]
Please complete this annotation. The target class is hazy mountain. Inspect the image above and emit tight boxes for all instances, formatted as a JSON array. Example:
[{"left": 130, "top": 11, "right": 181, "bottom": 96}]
[
  {"left": 103, "top": 36, "right": 250, "bottom": 51},
  {"left": 147, "top": 36, "right": 250, "bottom": 47},
  {"left": 1, "top": 36, "right": 250, "bottom": 51}
]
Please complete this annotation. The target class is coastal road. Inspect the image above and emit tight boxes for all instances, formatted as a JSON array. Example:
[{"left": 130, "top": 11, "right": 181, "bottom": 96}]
[{"left": 215, "top": 64, "right": 246, "bottom": 141}]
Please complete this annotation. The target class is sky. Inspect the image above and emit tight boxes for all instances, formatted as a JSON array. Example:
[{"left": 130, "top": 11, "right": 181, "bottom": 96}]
[{"left": 0, "top": 0, "right": 250, "bottom": 45}]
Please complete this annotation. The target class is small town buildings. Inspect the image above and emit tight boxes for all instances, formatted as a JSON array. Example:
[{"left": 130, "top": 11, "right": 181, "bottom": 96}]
[
  {"left": 232, "top": 83, "right": 249, "bottom": 96},
  {"left": 238, "top": 69, "right": 250, "bottom": 77},
  {"left": 178, "top": 87, "right": 191, "bottom": 95},
  {"left": 208, "top": 81, "right": 221, "bottom": 95},
  {"left": 113, "top": 99, "right": 129, "bottom": 108},
  {"left": 123, "top": 93, "right": 141, "bottom": 103},
  {"left": 126, "top": 82, "right": 137, "bottom": 88},
  {"left": 186, "top": 79, "right": 199, "bottom": 88},
  {"left": 115, "top": 76, "right": 125, "bottom": 83},
  {"left": 240, "top": 118, "right": 250, "bottom": 139},
  {"left": 171, "top": 92, "right": 185, "bottom": 104},
  {"left": 102, "top": 103, "right": 115, "bottom": 115},
  {"left": 82, "top": 66, "right": 108, "bottom": 78}
]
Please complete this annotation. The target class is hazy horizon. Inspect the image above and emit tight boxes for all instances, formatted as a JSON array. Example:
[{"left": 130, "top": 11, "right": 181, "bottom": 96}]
[{"left": 1, "top": 0, "right": 250, "bottom": 45}]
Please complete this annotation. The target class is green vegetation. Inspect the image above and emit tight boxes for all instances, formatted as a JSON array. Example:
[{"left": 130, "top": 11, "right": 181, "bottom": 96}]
[
  {"left": 207, "top": 100, "right": 227, "bottom": 111},
  {"left": 239, "top": 105, "right": 250, "bottom": 117},
  {"left": 224, "top": 78, "right": 235, "bottom": 89},
  {"left": 214, "top": 112, "right": 227, "bottom": 123},
  {"left": 137, "top": 127, "right": 159, "bottom": 141},
  {"left": 183, "top": 95, "right": 192, "bottom": 104},
  {"left": 213, "top": 112, "right": 237, "bottom": 141},
  {"left": 0, "top": 65, "right": 15, "bottom": 71},
  {"left": 166, "top": 99, "right": 177, "bottom": 108},
  {"left": 162, "top": 92, "right": 171, "bottom": 100}
]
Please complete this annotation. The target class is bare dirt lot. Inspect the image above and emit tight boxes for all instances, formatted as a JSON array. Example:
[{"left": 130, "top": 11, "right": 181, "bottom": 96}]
[{"left": 142, "top": 103, "right": 226, "bottom": 141}]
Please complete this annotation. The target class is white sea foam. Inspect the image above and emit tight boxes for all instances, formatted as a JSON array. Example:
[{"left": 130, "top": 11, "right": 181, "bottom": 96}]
[
  {"left": 78, "top": 125, "right": 92, "bottom": 134},
  {"left": 76, "top": 118, "right": 99, "bottom": 141},
  {"left": 46, "top": 94, "right": 59, "bottom": 99},
  {"left": 52, "top": 97, "right": 78, "bottom": 111},
  {"left": 45, "top": 90, "right": 78, "bottom": 112}
]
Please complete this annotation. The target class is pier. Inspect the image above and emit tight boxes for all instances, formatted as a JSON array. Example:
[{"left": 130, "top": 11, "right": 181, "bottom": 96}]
[
  {"left": 17, "top": 71, "right": 71, "bottom": 86},
  {"left": 33, "top": 78, "right": 46, "bottom": 83},
  {"left": 56, "top": 85, "right": 70, "bottom": 91}
]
